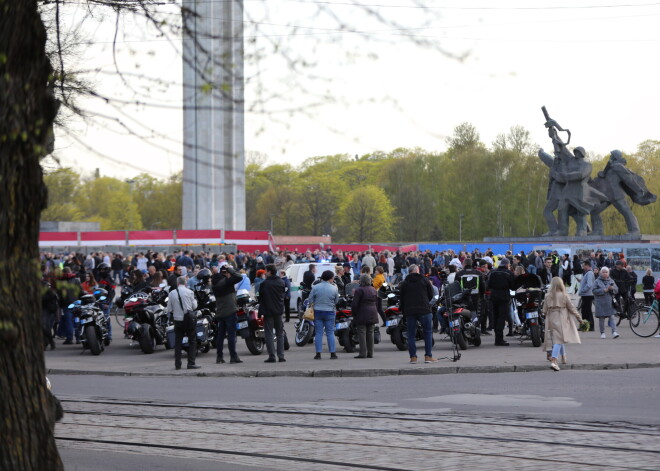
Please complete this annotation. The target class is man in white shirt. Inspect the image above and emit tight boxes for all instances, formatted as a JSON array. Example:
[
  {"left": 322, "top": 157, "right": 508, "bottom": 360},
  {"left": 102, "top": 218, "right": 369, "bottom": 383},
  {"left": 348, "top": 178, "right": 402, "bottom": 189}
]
[{"left": 167, "top": 276, "right": 199, "bottom": 370}]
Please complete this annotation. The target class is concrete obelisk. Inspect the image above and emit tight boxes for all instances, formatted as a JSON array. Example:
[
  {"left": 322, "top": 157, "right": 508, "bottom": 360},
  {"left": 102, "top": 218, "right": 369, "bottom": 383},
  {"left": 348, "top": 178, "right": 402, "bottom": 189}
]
[{"left": 182, "top": 0, "right": 245, "bottom": 230}]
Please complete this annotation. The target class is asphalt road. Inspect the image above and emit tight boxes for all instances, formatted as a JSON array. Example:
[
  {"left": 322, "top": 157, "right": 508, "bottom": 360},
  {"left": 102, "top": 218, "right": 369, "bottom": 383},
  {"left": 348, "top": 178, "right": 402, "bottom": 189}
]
[
  {"left": 53, "top": 368, "right": 660, "bottom": 424},
  {"left": 55, "top": 369, "right": 660, "bottom": 470}
]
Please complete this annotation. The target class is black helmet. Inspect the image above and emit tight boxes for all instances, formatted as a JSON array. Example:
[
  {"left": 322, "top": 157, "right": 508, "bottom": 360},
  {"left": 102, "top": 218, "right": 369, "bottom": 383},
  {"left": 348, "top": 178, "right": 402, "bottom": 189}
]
[
  {"left": 197, "top": 268, "right": 212, "bottom": 281},
  {"left": 97, "top": 262, "right": 110, "bottom": 271}
]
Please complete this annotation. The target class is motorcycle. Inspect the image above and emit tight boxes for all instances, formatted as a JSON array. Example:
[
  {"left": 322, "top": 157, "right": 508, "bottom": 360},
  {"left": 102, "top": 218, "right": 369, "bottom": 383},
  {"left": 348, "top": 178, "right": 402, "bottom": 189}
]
[
  {"left": 384, "top": 289, "right": 432, "bottom": 351},
  {"left": 236, "top": 293, "right": 290, "bottom": 355},
  {"left": 69, "top": 291, "right": 110, "bottom": 355},
  {"left": 512, "top": 274, "right": 545, "bottom": 347},
  {"left": 442, "top": 284, "right": 481, "bottom": 350},
  {"left": 294, "top": 298, "right": 315, "bottom": 346},
  {"left": 124, "top": 289, "right": 169, "bottom": 354}
]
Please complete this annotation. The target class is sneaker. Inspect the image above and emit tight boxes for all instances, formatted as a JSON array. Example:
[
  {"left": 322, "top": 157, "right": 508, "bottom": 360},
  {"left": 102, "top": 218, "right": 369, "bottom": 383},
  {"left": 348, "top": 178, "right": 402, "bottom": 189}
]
[
  {"left": 550, "top": 360, "right": 560, "bottom": 371},
  {"left": 216, "top": 357, "right": 225, "bottom": 364},
  {"left": 330, "top": 353, "right": 338, "bottom": 360},
  {"left": 424, "top": 356, "right": 438, "bottom": 364},
  {"left": 278, "top": 358, "right": 286, "bottom": 362},
  {"left": 600, "top": 333, "right": 606, "bottom": 339},
  {"left": 187, "top": 364, "right": 201, "bottom": 370},
  {"left": 560, "top": 355, "right": 568, "bottom": 365},
  {"left": 264, "top": 357, "right": 276, "bottom": 363},
  {"left": 314, "top": 353, "right": 322, "bottom": 360},
  {"left": 612, "top": 332, "right": 620, "bottom": 339},
  {"left": 409, "top": 356, "right": 417, "bottom": 364},
  {"left": 230, "top": 358, "right": 243, "bottom": 364},
  {"left": 654, "top": 334, "right": 660, "bottom": 338}
]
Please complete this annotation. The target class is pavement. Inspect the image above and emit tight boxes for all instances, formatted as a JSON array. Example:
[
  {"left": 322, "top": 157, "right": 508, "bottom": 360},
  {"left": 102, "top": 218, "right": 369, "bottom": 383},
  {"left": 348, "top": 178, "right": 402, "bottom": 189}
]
[{"left": 45, "top": 312, "right": 660, "bottom": 378}]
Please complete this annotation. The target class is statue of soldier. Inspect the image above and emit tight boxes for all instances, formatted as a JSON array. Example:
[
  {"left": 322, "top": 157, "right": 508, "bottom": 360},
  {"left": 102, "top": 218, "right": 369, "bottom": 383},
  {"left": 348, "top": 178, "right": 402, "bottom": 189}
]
[
  {"left": 590, "top": 150, "right": 657, "bottom": 237},
  {"left": 539, "top": 121, "right": 605, "bottom": 236}
]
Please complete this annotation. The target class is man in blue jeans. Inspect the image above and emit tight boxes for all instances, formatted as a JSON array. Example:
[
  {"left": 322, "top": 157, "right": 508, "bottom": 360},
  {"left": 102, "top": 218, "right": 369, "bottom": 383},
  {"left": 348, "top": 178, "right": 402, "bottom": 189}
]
[
  {"left": 398, "top": 264, "right": 437, "bottom": 364},
  {"left": 309, "top": 270, "right": 339, "bottom": 360}
]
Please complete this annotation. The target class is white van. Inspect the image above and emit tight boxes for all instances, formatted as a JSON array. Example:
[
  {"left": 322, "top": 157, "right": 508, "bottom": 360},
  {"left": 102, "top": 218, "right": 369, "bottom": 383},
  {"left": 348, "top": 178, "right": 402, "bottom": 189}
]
[{"left": 286, "top": 262, "right": 337, "bottom": 312}]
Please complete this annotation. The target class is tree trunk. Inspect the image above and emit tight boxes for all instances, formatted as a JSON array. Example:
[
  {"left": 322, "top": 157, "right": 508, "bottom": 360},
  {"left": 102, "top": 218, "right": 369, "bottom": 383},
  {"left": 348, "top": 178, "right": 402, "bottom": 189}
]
[{"left": 0, "top": 1, "right": 63, "bottom": 469}]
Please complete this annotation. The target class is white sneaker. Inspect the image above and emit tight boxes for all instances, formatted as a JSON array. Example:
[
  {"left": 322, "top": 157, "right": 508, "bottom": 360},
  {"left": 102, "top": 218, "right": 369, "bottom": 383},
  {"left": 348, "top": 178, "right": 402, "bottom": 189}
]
[
  {"left": 654, "top": 334, "right": 660, "bottom": 338},
  {"left": 600, "top": 333, "right": 606, "bottom": 339},
  {"left": 612, "top": 332, "right": 620, "bottom": 339}
]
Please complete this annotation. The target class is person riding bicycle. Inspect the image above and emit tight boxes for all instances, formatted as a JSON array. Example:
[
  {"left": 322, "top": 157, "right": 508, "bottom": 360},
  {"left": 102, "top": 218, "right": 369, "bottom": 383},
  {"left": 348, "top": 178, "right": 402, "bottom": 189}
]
[{"left": 610, "top": 260, "right": 633, "bottom": 319}]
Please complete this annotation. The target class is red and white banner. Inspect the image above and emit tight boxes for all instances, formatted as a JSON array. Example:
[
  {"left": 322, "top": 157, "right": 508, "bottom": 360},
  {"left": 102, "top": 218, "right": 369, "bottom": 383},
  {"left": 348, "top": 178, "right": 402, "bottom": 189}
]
[
  {"left": 39, "top": 232, "right": 78, "bottom": 247},
  {"left": 127, "top": 230, "right": 175, "bottom": 246},
  {"left": 176, "top": 230, "right": 222, "bottom": 245},
  {"left": 80, "top": 231, "right": 126, "bottom": 247},
  {"left": 225, "top": 230, "right": 271, "bottom": 251}
]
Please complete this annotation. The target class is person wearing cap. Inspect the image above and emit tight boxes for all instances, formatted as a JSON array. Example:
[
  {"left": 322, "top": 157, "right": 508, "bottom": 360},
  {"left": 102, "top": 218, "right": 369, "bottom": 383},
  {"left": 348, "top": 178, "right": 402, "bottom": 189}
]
[
  {"left": 308, "top": 270, "right": 339, "bottom": 359},
  {"left": 212, "top": 265, "right": 244, "bottom": 364},
  {"left": 487, "top": 257, "right": 515, "bottom": 346},
  {"left": 167, "top": 276, "right": 199, "bottom": 370}
]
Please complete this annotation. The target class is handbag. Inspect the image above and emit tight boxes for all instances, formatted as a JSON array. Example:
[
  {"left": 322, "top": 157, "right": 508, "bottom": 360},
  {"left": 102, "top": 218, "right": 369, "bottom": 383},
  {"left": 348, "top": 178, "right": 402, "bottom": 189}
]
[{"left": 303, "top": 302, "right": 315, "bottom": 321}]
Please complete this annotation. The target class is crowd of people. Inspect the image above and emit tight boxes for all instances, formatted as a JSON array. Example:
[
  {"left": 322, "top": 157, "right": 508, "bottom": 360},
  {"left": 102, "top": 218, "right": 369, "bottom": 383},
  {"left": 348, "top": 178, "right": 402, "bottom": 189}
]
[{"left": 39, "top": 246, "right": 660, "bottom": 370}]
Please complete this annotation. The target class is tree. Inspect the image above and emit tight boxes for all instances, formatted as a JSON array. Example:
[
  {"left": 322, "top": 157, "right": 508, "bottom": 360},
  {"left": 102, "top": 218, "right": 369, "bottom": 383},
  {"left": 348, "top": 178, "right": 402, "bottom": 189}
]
[
  {"left": 77, "top": 176, "right": 143, "bottom": 230},
  {"left": 0, "top": 1, "right": 63, "bottom": 469},
  {"left": 41, "top": 168, "right": 83, "bottom": 221},
  {"left": 131, "top": 173, "right": 183, "bottom": 230},
  {"left": 337, "top": 185, "right": 395, "bottom": 242},
  {"left": 446, "top": 122, "right": 484, "bottom": 156}
]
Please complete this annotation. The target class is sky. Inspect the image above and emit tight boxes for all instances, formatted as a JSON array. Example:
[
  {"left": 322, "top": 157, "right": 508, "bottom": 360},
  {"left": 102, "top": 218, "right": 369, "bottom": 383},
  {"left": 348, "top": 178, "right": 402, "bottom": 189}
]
[{"left": 50, "top": 0, "right": 660, "bottom": 180}]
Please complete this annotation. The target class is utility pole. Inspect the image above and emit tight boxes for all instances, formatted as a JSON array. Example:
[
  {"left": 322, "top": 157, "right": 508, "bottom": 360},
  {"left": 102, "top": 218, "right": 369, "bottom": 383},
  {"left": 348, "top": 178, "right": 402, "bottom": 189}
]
[{"left": 459, "top": 213, "right": 464, "bottom": 242}]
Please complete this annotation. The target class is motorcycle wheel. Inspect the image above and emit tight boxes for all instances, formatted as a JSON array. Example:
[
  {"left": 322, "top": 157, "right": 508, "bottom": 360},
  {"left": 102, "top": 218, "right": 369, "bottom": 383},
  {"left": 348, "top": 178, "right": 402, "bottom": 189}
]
[
  {"left": 392, "top": 324, "right": 407, "bottom": 351},
  {"left": 139, "top": 326, "right": 156, "bottom": 354},
  {"left": 341, "top": 329, "right": 355, "bottom": 353},
  {"left": 453, "top": 330, "right": 468, "bottom": 350},
  {"left": 472, "top": 328, "right": 481, "bottom": 347},
  {"left": 199, "top": 344, "right": 210, "bottom": 354},
  {"left": 85, "top": 325, "right": 102, "bottom": 355},
  {"left": 530, "top": 324, "right": 542, "bottom": 348},
  {"left": 246, "top": 334, "right": 264, "bottom": 355},
  {"left": 295, "top": 321, "right": 313, "bottom": 346}
]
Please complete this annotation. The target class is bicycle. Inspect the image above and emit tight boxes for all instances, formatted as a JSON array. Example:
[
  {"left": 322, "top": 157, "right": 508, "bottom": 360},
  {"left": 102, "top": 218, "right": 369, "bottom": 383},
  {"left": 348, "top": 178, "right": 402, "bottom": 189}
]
[{"left": 629, "top": 299, "right": 660, "bottom": 338}]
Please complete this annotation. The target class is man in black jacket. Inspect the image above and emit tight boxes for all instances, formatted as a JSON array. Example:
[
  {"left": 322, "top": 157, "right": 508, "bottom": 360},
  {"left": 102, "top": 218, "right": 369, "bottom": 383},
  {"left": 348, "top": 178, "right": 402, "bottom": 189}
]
[
  {"left": 212, "top": 265, "right": 244, "bottom": 364},
  {"left": 488, "top": 258, "right": 515, "bottom": 346},
  {"left": 398, "top": 264, "right": 437, "bottom": 364},
  {"left": 301, "top": 263, "right": 316, "bottom": 302},
  {"left": 537, "top": 257, "right": 556, "bottom": 286},
  {"left": 259, "top": 264, "right": 286, "bottom": 363}
]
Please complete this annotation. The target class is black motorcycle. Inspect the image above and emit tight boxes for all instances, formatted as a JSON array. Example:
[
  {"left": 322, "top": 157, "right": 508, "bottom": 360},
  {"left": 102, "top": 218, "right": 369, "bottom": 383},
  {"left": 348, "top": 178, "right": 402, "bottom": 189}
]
[
  {"left": 512, "top": 274, "right": 545, "bottom": 347},
  {"left": 69, "top": 291, "right": 111, "bottom": 355},
  {"left": 442, "top": 284, "right": 481, "bottom": 350},
  {"left": 124, "top": 289, "right": 169, "bottom": 354}
]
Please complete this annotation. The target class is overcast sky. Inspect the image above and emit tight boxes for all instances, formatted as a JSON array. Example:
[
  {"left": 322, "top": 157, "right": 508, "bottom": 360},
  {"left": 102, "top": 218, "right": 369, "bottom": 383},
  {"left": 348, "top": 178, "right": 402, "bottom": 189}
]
[{"left": 51, "top": 0, "right": 660, "bottom": 179}]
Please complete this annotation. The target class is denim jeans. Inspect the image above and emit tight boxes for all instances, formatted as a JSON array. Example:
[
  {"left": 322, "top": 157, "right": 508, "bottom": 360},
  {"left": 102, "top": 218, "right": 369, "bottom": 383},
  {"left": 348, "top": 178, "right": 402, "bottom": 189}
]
[
  {"left": 217, "top": 313, "right": 238, "bottom": 360},
  {"left": 598, "top": 315, "right": 617, "bottom": 334},
  {"left": 406, "top": 313, "right": 433, "bottom": 358},
  {"left": 551, "top": 343, "right": 566, "bottom": 358},
  {"left": 103, "top": 305, "right": 112, "bottom": 340},
  {"left": 59, "top": 307, "right": 77, "bottom": 342},
  {"left": 314, "top": 310, "right": 336, "bottom": 353}
]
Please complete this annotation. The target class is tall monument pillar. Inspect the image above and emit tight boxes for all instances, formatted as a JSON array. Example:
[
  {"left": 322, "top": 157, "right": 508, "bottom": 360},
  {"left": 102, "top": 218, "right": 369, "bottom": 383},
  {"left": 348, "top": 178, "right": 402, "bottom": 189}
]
[{"left": 182, "top": 0, "right": 245, "bottom": 230}]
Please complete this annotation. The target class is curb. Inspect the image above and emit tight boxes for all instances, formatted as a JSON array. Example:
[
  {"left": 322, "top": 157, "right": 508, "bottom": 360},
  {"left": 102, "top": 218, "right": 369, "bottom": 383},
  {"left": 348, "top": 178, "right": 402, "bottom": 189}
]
[{"left": 46, "top": 362, "right": 660, "bottom": 379}]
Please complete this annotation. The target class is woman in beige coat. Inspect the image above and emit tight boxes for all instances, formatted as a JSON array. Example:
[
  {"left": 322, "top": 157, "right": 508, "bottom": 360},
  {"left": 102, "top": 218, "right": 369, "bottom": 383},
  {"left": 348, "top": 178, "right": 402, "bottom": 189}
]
[{"left": 542, "top": 277, "right": 582, "bottom": 371}]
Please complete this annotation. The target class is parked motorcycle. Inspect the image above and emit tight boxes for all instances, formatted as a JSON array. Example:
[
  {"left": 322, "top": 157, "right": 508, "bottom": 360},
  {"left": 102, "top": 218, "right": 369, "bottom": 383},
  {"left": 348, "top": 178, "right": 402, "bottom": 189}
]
[
  {"left": 236, "top": 294, "right": 290, "bottom": 355},
  {"left": 442, "top": 284, "right": 481, "bottom": 350},
  {"left": 294, "top": 298, "right": 315, "bottom": 346},
  {"left": 69, "top": 291, "right": 110, "bottom": 355},
  {"left": 124, "top": 289, "right": 169, "bottom": 354},
  {"left": 512, "top": 274, "right": 545, "bottom": 347}
]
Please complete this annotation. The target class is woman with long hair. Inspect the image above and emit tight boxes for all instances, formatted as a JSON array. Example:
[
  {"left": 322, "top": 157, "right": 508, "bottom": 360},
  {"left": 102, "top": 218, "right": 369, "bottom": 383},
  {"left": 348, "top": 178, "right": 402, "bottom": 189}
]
[{"left": 542, "top": 277, "right": 583, "bottom": 371}]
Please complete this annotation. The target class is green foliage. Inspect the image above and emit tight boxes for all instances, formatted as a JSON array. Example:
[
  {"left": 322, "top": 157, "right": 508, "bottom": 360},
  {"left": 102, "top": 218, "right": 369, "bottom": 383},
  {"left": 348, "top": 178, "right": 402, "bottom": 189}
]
[
  {"left": 336, "top": 185, "right": 396, "bottom": 242},
  {"left": 42, "top": 132, "right": 660, "bottom": 240}
]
